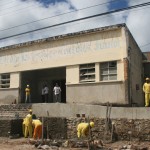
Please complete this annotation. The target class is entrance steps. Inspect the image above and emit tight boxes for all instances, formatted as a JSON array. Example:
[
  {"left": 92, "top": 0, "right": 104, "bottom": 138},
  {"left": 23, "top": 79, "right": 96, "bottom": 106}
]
[{"left": 0, "top": 104, "right": 32, "bottom": 119}]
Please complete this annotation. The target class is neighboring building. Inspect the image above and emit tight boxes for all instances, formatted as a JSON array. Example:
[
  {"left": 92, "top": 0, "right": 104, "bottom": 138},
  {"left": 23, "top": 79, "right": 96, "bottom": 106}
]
[
  {"left": 143, "top": 52, "right": 150, "bottom": 79},
  {"left": 0, "top": 24, "right": 144, "bottom": 106}
]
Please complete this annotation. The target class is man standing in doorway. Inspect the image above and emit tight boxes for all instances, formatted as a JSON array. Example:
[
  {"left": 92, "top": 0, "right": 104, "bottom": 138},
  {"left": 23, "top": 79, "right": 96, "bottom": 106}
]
[
  {"left": 41, "top": 85, "right": 45, "bottom": 103},
  {"left": 44, "top": 84, "right": 49, "bottom": 103},
  {"left": 53, "top": 83, "right": 61, "bottom": 102},
  {"left": 25, "top": 85, "right": 31, "bottom": 103}
]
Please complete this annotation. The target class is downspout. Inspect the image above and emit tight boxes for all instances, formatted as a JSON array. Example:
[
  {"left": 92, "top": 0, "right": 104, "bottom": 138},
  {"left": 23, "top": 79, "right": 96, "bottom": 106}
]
[
  {"left": 127, "top": 47, "right": 132, "bottom": 106},
  {"left": 123, "top": 26, "right": 132, "bottom": 106}
]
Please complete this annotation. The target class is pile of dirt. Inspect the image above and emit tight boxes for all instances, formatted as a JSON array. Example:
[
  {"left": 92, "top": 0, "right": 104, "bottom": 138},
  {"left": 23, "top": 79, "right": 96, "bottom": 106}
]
[{"left": 0, "top": 137, "right": 150, "bottom": 150}]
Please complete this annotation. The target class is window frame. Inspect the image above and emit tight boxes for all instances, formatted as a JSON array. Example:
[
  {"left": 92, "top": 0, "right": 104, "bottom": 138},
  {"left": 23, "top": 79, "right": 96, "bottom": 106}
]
[
  {"left": 100, "top": 61, "right": 117, "bottom": 81},
  {"left": 0, "top": 73, "right": 10, "bottom": 88},
  {"left": 79, "top": 63, "right": 95, "bottom": 83}
]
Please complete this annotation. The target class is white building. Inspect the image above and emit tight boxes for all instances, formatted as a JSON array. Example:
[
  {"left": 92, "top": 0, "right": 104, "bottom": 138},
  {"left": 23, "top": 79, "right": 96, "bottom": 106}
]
[{"left": 0, "top": 24, "right": 144, "bottom": 106}]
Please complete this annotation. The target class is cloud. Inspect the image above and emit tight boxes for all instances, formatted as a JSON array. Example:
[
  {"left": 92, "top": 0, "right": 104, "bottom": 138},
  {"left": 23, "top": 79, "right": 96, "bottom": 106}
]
[{"left": 0, "top": 0, "right": 149, "bottom": 52}]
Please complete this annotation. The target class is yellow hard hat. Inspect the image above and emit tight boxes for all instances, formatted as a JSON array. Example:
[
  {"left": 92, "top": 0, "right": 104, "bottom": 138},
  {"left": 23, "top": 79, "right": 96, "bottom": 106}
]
[
  {"left": 29, "top": 109, "right": 32, "bottom": 113},
  {"left": 146, "top": 78, "right": 149, "bottom": 81},
  {"left": 90, "top": 122, "right": 94, "bottom": 128}
]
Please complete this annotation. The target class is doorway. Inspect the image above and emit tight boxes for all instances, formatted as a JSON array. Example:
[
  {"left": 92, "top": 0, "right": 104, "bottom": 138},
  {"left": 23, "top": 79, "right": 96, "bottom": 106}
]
[{"left": 20, "top": 67, "right": 66, "bottom": 103}]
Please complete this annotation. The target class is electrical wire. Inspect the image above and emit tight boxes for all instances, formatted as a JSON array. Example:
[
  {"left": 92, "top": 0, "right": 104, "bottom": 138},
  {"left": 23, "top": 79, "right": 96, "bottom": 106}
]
[
  {"left": 0, "top": 0, "right": 52, "bottom": 12},
  {"left": 0, "top": 0, "right": 122, "bottom": 31},
  {"left": 140, "top": 43, "right": 150, "bottom": 47},
  {"left": 0, "top": 0, "right": 18, "bottom": 6},
  {"left": 1, "top": 5, "right": 150, "bottom": 49},
  {"left": 0, "top": 0, "right": 120, "bottom": 16},
  {"left": 0, "top": 1, "right": 150, "bottom": 41}
]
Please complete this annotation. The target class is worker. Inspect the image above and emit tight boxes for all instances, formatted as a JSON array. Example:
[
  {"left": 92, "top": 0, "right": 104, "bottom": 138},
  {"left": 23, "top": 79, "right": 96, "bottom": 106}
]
[
  {"left": 32, "top": 117, "right": 42, "bottom": 140},
  {"left": 25, "top": 84, "right": 31, "bottom": 103},
  {"left": 77, "top": 121, "right": 94, "bottom": 138},
  {"left": 23, "top": 109, "right": 33, "bottom": 138},
  {"left": 22, "top": 117, "right": 26, "bottom": 137},
  {"left": 143, "top": 78, "right": 150, "bottom": 107}
]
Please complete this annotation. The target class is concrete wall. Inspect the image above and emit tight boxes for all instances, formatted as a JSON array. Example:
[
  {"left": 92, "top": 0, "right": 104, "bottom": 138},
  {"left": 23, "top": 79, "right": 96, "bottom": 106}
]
[
  {"left": 126, "top": 28, "right": 144, "bottom": 106},
  {"left": 32, "top": 103, "right": 150, "bottom": 119},
  {"left": 0, "top": 88, "right": 18, "bottom": 104},
  {"left": 66, "top": 81, "right": 125, "bottom": 104},
  {"left": 66, "top": 59, "right": 126, "bottom": 104}
]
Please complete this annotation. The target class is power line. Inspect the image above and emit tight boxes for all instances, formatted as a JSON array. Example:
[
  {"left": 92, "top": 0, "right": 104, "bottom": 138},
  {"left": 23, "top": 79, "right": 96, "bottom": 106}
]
[
  {"left": 0, "top": 0, "right": 122, "bottom": 31},
  {"left": 0, "top": 0, "right": 51, "bottom": 12},
  {"left": 0, "top": 1, "right": 150, "bottom": 41},
  {"left": 0, "top": 0, "right": 18, "bottom": 7},
  {"left": 140, "top": 43, "right": 150, "bottom": 47},
  {"left": 1, "top": 4, "right": 150, "bottom": 46},
  {"left": 0, "top": 0, "right": 119, "bottom": 17}
]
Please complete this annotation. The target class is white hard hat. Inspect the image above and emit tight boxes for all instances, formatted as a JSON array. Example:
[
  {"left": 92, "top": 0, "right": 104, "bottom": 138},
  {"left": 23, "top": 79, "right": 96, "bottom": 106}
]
[{"left": 27, "top": 85, "right": 29, "bottom": 87}]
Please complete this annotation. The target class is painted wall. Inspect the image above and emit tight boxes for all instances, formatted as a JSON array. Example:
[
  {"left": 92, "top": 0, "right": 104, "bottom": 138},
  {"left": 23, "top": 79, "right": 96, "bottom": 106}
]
[
  {"left": 0, "top": 88, "right": 18, "bottom": 104},
  {"left": 0, "top": 26, "right": 143, "bottom": 105},
  {"left": 0, "top": 73, "right": 20, "bottom": 104},
  {"left": 66, "top": 81, "right": 125, "bottom": 104},
  {"left": 66, "top": 60, "right": 126, "bottom": 104},
  {"left": 126, "top": 29, "right": 144, "bottom": 106},
  {"left": 0, "top": 29, "right": 123, "bottom": 74}
]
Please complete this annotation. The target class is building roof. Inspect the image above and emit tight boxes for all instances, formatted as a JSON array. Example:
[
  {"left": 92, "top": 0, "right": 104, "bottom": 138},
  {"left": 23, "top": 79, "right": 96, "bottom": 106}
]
[{"left": 0, "top": 23, "right": 127, "bottom": 51}]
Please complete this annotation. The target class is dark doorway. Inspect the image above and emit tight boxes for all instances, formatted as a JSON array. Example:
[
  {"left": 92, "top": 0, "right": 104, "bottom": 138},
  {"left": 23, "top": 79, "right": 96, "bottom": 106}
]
[{"left": 20, "top": 67, "right": 66, "bottom": 103}]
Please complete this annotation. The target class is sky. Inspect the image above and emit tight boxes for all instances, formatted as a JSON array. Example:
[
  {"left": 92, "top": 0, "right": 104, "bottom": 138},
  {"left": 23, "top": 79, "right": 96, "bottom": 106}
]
[{"left": 0, "top": 0, "right": 150, "bottom": 52}]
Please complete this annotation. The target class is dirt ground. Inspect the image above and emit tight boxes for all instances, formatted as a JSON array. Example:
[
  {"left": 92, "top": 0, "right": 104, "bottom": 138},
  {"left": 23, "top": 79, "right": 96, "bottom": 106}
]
[{"left": 0, "top": 137, "right": 150, "bottom": 150}]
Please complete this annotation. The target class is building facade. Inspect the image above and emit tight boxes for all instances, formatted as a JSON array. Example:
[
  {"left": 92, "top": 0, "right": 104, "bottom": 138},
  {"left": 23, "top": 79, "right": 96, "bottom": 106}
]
[{"left": 0, "top": 24, "right": 144, "bottom": 106}]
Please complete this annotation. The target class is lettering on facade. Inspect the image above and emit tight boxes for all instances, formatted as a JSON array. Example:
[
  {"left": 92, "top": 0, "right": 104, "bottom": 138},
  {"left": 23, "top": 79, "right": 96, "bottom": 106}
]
[{"left": 0, "top": 38, "right": 120, "bottom": 66}]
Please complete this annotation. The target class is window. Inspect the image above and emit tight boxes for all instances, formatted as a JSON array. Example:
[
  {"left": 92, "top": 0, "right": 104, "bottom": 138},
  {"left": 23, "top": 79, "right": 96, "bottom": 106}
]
[
  {"left": 0, "top": 74, "right": 10, "bottom": 88},
  {"left": 80, "top": 63, "right": 95, "bottom": 82},
  {"left": 100, "top": 61, "right": 117, "bottom": 81}
]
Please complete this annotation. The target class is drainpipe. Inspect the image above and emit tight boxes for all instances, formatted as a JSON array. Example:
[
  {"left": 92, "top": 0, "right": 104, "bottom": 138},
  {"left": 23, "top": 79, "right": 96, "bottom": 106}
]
[{"left": 127, "top": 46, "right": 132, "bottom": 106}]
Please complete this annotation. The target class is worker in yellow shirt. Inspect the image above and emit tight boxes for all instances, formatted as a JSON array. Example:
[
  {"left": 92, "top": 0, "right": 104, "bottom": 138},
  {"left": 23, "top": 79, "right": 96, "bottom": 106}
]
[
  {"left": 143, "top": 78, "right": 150, "bottom": 107},
  {"left": 77, "top": 121, "right": 94, "bottom": 138},
  {"left": 23, "top": 109, "right": 33, "bottom": 138},
  {"left": 32, "top": 117, "right": 42, "bottom": 140},
  {"left": 25, "top": 84, "right": 31, "bottom": 103}
]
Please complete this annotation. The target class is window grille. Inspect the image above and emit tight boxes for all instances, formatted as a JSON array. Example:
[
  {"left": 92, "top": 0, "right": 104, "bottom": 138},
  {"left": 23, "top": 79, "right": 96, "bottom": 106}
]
[
  {"left": 79, "top": 63, "right": 95, "bottom": 82},
  {"left": 100, "top": 61, "right": 117, "bottom": 81},
  {"left": 0, "top": 74, "right": 10, "bottom": 88}
]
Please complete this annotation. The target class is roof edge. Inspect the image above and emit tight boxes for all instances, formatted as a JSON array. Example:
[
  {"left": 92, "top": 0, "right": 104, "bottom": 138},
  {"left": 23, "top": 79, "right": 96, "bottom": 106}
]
[{"left": 0, "top": 23, "right": 126, "bottom": 51}]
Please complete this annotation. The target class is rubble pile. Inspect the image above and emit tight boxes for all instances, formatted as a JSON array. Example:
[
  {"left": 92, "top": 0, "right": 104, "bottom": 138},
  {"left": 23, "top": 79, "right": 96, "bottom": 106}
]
[
  {"left": 42, "top": 117, "right": 67, "bottom": 139},
  {"left": 29, "top": 138, "right": 104, "bottom": 149},
  {"left": 67, "top": 118, "right": 150, "bottom": 141}
]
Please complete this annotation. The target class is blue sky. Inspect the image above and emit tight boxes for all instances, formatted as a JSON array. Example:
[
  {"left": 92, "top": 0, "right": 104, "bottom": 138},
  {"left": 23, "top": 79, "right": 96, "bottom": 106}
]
[{"left": 0, "top": 0, "right": 150, "bottom": 52}]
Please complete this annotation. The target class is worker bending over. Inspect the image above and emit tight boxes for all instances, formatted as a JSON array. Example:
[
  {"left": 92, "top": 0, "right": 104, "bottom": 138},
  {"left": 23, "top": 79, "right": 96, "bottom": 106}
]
[
  {"left": 23, "top": 109, "right": 33, "bottom": 138},
  {"left": 32, "top": 116, "right": 42, "bottom": 140},
  {"left": 77, "top": 121, "right": 94, "bottom": 138},
  {"left": 143, "top": 78, "right": 150, "bottom": 107}
]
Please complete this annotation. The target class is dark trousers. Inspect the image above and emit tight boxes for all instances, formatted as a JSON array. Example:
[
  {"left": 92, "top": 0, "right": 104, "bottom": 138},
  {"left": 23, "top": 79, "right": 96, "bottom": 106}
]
[
  {"left": 55, "top": 94, "right": 60, "bottom": 102},
  {"left": 41, "top": 95, "right": 45, "bottom": 103},
  {"left": 44, "top": 94, "right": 48, "bottom": 103}
]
